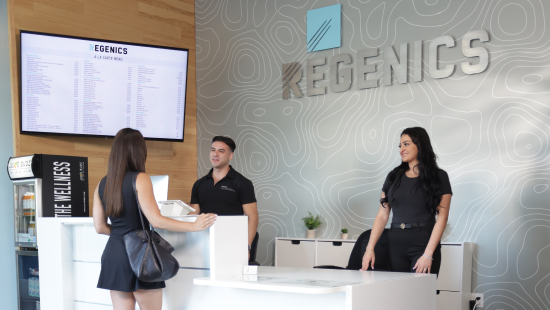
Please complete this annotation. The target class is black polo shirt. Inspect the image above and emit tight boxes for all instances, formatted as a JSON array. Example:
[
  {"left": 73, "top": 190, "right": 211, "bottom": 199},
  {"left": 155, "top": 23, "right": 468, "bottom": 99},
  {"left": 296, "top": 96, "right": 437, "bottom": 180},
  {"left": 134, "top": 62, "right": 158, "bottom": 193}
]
[{"left": 190, "top": 166, "right": 256, "bottom": 215}]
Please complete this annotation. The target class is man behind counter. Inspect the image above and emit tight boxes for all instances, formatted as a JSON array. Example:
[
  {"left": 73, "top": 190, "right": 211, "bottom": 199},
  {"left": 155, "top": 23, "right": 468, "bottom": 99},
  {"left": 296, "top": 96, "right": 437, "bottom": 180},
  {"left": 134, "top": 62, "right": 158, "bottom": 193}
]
[{"left": 189, "top": 136, "right": 259, "bottom": 259}]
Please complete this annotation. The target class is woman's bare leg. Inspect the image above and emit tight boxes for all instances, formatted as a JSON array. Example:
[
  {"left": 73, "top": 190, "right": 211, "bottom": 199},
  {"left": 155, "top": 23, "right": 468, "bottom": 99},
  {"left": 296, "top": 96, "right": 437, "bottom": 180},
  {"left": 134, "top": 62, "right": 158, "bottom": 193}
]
[
  {"left": 133, "top": 288, "right": 162, "bottom": 310},
  {"left": 110, "top": 290, "right": 136, "bottom": 310}
]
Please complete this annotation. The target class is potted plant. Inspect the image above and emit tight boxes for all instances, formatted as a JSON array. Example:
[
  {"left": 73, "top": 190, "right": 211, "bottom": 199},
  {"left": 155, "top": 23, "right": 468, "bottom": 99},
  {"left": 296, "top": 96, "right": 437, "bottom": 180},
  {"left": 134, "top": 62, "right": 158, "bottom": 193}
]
[
  {"left": 341, "top": 228, "right": 348, "bottom": 240},
  {"left": 301, "top": 212, "right": 321, "bottom": 238}
]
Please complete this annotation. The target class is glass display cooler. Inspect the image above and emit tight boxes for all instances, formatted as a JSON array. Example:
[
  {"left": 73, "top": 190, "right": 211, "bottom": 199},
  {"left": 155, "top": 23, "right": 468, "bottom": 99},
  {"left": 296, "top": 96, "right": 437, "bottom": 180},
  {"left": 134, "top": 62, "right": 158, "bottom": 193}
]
[
  {"left": 16, "top": 250, "right": 40, "bottom": 310},
  {"left": 13, "top": 178, "right": 42, "bottom": 248},
  {"left": 8, "top": 154, "right": 89, "bottom": 310}
]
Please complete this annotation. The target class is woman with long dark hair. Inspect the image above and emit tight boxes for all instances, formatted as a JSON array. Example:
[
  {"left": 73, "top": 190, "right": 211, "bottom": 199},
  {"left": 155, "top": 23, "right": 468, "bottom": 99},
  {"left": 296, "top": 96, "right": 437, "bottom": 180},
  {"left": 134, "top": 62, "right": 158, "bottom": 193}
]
[
  {"left": 361, "top": 127, "right": 452, "bottom": 275},
  {"left": 93, "top": 128, "right": 216, "bottom": 310}
]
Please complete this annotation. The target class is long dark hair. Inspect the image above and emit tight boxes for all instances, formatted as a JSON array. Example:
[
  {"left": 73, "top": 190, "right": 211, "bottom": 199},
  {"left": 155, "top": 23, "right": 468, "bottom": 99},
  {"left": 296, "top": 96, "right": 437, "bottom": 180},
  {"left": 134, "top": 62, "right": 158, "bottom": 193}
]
[
  {"left": 104, "top": 128, "right": 147, "bottom": 217},
  {"left": 380, "top": 127, "right": 443, "bottom": 215}
]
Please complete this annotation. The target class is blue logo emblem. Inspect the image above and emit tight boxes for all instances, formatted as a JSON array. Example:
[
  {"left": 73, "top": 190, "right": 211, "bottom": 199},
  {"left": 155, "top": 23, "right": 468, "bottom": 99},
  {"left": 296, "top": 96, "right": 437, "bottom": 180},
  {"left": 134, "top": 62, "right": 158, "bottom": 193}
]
[{"left": 307, "top": 4, "right": 341, "bottom": 52}]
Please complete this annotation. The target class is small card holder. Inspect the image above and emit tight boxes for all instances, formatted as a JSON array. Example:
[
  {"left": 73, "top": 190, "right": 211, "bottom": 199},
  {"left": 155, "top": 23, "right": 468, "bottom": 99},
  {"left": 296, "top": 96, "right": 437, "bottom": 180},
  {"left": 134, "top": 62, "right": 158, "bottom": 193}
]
[{"left": 243, "top": 266, "right": 258, "bottom": 275}]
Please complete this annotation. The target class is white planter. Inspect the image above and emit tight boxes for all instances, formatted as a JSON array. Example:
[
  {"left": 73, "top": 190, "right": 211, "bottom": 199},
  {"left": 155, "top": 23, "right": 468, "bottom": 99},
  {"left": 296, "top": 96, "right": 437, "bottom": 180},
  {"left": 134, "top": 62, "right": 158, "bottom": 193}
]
[
  {"left": 341, "top": 233, "right": 348, "bottom": 240},
  {"left": 306, "top": 230, "right": 315, "bottom": 239}
]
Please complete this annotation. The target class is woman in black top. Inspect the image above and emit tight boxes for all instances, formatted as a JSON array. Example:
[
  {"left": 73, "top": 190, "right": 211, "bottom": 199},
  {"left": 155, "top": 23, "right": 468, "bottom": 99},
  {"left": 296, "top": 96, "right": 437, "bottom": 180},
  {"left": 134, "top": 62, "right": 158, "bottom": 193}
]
[
  {"left": 361, "top": 127, "right": 452, "bottom": 275},
  {"left": 93, "top": 128, "right": 217, "bottom": 310}
]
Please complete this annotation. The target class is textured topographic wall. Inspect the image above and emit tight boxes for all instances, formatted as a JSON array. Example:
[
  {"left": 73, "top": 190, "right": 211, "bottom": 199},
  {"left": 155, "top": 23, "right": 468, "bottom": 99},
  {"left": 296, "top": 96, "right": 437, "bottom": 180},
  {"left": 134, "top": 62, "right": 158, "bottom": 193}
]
[{"left": 195, "top": 1, "right": 550, "bottom": 308}]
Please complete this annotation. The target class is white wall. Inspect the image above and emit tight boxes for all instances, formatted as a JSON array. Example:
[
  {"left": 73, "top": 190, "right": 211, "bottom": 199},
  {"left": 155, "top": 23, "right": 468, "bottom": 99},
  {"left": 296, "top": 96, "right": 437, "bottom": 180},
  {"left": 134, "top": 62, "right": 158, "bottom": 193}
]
[{"left": 0, "top": 0, "right": 16, "bottom": 308}]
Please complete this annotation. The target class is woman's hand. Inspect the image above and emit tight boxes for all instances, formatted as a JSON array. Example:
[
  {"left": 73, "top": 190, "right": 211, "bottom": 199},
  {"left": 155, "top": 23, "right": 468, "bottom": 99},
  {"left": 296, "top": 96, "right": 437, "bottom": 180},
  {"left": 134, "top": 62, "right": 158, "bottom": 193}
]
[
  {"left": 361, "top": 250, "right": 375, "bottom": 271},
  {"left": 192, "top": 213, "right": 217, "bottom": 231},
  {"left": 413, "top": 254, "right": 433, "bottom": 273}
]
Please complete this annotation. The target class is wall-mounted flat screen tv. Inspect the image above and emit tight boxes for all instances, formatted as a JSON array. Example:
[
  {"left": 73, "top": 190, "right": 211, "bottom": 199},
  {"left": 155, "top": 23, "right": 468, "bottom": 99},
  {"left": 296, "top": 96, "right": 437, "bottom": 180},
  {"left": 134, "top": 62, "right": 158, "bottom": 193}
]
[{"left": 20, "top": 31, "right": 189, "bottom": 142}]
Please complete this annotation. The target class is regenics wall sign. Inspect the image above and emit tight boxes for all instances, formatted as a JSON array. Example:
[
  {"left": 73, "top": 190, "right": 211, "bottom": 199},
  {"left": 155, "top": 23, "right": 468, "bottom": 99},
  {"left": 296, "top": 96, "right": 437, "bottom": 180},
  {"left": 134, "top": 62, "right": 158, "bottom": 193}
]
[{"left": 282, "top": 4, "right": 490, "bottom": 99}]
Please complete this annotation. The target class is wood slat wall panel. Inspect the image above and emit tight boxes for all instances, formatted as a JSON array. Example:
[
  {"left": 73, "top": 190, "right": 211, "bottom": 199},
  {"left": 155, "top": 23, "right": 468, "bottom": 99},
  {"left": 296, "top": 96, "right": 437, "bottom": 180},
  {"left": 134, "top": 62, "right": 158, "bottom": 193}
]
[{"left": 8, "top": 0, "right": 197, "bottom": 215}]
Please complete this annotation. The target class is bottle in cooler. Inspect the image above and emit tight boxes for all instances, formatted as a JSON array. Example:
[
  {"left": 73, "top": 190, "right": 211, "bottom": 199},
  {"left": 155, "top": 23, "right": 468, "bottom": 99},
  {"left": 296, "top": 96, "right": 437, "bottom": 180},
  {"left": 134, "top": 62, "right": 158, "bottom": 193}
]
[
  {"left": 22, "top": 193, "right": 30, "bottom": 234},
  {"left": 30, "top": 193, "right": 36, "bottom": 216},
  {"left": 28, "top": 221, "right": 35, "bottom": 237},
  {"left": 34, "top": 277, "right": 38, "bottom": 297},
  {"left": 28, "top": 276, "right": 34, "bottom": 297},
  {"left": 23, "top": 193, "right": 30, "bottom": 216},
  {"left": 33, "top": 277, "right": 38, "bottom": 297}
]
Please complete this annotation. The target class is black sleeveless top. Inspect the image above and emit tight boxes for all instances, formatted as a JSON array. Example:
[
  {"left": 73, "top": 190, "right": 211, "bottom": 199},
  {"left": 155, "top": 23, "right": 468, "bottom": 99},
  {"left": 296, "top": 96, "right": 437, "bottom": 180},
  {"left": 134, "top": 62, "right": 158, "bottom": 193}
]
[
  {"left": 99, "top": 171, "right": 151, "bottom": 236},
  {"left": 96, "top": 171, "right": 165, "bottom": 292}
]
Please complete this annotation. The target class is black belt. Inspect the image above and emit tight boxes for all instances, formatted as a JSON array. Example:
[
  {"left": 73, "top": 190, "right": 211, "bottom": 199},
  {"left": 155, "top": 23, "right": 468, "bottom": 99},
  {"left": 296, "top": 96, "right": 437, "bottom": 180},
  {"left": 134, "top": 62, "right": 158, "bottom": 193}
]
[{"left": 391, "top": 221, "right": 435, "bottom": 230}]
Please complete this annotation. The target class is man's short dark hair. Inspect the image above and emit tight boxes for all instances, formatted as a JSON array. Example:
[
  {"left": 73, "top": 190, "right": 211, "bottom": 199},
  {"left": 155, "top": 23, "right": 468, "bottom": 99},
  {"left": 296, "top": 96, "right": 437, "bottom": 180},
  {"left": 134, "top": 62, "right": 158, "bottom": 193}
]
[{"left": 212, "top": 136, "right": 236, "bottom": 152}]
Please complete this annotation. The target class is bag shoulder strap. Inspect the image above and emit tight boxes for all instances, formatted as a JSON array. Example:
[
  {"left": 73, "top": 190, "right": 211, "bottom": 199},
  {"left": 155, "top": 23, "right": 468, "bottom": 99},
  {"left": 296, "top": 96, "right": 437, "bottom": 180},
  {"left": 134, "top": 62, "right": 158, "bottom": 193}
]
[{"left": 132, "top": 172, "right": 153, "bottom": 234}]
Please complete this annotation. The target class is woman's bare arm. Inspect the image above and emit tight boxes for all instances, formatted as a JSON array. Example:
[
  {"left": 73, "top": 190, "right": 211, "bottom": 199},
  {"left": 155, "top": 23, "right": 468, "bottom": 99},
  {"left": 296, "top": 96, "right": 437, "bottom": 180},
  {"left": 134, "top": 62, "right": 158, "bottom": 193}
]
[
  {"left": 92, "top": 182, "right": 112, "bottom": 235},
  {"left": 135, "top": 173, "right": 216, "bottom": 232},
  {"left": 424, "top": 194, "right": 451, "bottom": 256},
  {"left": 188, "top": 204, "right": 200, "bottom": 215},
  {"left": 361, "top": 192, "right": 391, "bottom": 270},
  {"left": 412, "top": 193, "right": 451, "bottom": 273}
]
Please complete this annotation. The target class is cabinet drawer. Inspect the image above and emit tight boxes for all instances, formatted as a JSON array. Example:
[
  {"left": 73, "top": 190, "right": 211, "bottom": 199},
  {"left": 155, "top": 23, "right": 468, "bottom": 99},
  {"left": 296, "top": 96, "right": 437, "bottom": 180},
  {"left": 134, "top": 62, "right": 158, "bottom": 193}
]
[
  {"left": 316, "top": 241, "right": 355, "bottom": 267},
  {"left": 437, "top": 291, "right": 460, "bottom": 310},
  {"left": 275, "top": 239, "right": 316, "bottom": 268},
  {"left": 437, "top": 244, "right": 463, "bottom": 291}
]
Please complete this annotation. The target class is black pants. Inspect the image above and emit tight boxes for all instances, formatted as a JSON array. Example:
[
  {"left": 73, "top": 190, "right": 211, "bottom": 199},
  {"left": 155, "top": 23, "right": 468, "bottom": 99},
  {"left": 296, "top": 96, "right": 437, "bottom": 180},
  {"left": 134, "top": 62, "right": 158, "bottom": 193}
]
[{"left": 388, "top": 226, "right": 441, "bottom": 276}]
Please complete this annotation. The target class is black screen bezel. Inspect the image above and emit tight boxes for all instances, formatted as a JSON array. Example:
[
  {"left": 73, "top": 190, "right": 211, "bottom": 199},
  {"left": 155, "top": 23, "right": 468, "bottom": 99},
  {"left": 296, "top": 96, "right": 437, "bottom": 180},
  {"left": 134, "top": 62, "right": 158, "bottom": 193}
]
[{"left": 19, "top": 30, "right": 189, "bottom": 142}]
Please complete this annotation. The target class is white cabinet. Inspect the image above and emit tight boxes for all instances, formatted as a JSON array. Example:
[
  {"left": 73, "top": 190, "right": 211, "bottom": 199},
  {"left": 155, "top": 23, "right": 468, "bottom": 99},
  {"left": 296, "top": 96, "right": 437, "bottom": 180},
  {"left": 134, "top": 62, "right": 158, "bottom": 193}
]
[
  {"left": 438, "top": 242, "right": 473, "bottom": 310},
  {"left": 316, "top": 240, "right": 355, "bottom": 267},
  {"left": 437, "top": 291, "right": 460, "bottom": 310},
  {"left": 275, "top": 238, "right": 355, "bottom": 268},
  {"left": 275, "top": 238, "right": 316, "bottom": 268},
  {"left": 438, "top": 244, "right": 463, "bottom": 291}
]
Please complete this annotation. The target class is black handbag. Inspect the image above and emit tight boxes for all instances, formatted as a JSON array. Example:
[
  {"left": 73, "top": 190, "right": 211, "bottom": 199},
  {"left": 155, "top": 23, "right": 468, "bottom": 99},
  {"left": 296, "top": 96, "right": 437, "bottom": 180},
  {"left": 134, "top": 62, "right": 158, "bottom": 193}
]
[{"left": 123, "top": 173, "right": 180, "bottom": 282}]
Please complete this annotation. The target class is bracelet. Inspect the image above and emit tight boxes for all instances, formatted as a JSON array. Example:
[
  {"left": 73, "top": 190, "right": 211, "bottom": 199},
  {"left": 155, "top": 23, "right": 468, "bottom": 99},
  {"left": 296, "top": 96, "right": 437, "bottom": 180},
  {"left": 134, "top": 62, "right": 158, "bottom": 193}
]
[
  {"left": 365, "top": 250, "right": 375, "bottom": 254},
  {"left": 422, "top": 254, "right": 433, "bottom": 260}
]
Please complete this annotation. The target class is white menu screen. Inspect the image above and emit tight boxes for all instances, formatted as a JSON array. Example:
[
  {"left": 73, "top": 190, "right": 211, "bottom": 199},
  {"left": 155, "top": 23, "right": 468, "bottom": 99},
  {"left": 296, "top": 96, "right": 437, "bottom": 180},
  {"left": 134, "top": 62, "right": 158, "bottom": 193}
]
[{"left": 20, "top": 31, "right": 188, "bottom": 141}]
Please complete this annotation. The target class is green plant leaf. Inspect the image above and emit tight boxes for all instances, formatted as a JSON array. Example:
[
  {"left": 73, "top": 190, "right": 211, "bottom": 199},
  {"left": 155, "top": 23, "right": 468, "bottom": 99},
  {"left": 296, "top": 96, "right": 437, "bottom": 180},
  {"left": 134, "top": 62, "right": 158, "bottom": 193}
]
[{"left": 301, "top": 211, "right": 322, "bottom": 230}]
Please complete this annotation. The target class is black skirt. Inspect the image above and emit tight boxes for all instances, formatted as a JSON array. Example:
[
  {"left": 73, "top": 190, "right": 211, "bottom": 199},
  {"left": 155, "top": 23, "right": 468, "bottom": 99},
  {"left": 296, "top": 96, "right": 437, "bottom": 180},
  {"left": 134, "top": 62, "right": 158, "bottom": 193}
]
[
  {"left": 97, "top": 234, "right": 166, "bottom": 292},
  {"left": 97, "top": 172, "right": 166, "bottom": 292}
]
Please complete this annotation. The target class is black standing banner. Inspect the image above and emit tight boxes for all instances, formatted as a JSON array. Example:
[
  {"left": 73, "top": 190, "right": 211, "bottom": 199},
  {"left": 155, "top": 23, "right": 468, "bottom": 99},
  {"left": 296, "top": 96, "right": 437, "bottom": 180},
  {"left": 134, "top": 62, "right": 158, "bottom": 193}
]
[
  {"left": 40, "top": 155, "right": 89, "bottom": 217},
  {"left": 7, "top": 154, "right": 89, "bottom": 217}
]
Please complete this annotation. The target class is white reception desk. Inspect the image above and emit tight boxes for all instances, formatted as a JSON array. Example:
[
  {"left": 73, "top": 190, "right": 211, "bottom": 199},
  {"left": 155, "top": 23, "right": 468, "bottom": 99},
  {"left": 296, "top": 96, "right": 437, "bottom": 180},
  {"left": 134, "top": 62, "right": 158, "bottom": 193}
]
[
  {"left": 36, "top": 215, "right": 248, "bottom": 310},
  {"left": 194, "top": 266, "right": 436, "bottom": 310},
  {"left": 37, "top": 216, "right": 437, "bottom": 310}
]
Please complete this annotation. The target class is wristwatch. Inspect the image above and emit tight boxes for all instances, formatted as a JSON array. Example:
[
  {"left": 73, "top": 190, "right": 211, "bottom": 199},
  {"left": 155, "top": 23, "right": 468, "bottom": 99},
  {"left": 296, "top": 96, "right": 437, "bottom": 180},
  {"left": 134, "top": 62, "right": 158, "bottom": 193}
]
[{"left": 248, "top": 245, "right": 251, "bottom": 251}]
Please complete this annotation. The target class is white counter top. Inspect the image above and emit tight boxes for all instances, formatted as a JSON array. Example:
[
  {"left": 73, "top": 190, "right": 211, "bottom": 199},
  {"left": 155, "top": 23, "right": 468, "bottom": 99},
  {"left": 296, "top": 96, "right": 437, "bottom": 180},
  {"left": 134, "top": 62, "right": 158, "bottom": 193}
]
[
  {"left": 275, "top": 237, "right": 357, "bottom": 242},
  {"left": 50, "top": 214, "right": 199, "bottom": 226},
  {"left": 193, "top": 266, "right": 437, "bottom": 310},
  {"left": 194, "top": 266, "right": 433, "bottom": 294}
]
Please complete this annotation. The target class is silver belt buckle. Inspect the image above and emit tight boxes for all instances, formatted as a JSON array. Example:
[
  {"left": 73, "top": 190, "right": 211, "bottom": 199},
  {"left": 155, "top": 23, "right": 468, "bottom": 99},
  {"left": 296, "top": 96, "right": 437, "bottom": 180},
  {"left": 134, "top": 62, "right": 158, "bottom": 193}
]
[{"left": 400, "top": 223, "right": 405, "bottom": 230}]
